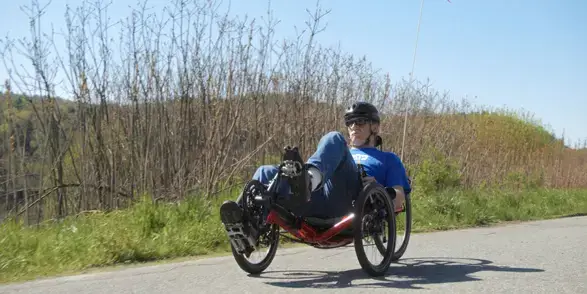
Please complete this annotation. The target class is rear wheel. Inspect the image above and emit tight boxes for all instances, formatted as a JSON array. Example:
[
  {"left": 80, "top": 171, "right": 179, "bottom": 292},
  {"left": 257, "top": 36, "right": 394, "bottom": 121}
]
[
  {"left": 392, "top": 192, "right": 412, "bottom": 261},
  {"left": 231, "top": 180, "right": 280, "bottom": 275},
  {"left": 353, "top": 181, "right": 397, "bottom": 277}
]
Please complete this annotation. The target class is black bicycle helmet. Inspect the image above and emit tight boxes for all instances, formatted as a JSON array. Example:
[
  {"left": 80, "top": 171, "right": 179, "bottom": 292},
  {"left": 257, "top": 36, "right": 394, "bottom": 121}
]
[
  {"left": 344, "top": 101, "right": 383, "bottom": 148},
  {"left": 344, "top": 101, "right": 380, "bottom": 125}
]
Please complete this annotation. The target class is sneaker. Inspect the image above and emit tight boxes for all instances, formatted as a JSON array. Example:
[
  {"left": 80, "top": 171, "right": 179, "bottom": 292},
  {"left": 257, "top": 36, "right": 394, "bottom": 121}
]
[
  {"left": 282, "top": 146, "right": 311, "bottom": 206},
  {"left": 219, "top": 200, "right": 256, "bottom": 257},
  {"left": 219, "top": 200, "right": 243, "bottom": 225}
]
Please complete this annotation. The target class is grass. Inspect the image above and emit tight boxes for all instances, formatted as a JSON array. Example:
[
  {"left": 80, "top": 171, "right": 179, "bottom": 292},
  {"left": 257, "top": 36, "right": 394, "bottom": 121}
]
[
  {"left": 410, "top": 188, "right": 587, "bottom": 231},
  {"left": 0, "top": 193, "right": 232, "bottom": 284},
  {"left": 1, "top": 186, "right": 586, "bottom": 284}
]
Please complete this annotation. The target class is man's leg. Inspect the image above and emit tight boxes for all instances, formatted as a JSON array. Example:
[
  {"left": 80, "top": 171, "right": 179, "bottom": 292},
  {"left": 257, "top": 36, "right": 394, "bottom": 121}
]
[
  {"left": 221, "top": 131, "right": 361, "bottom": 221},
  {"left": 302, "top": 131, "right": 361, "bottom": 218},
  {"left": 241, "top": 165, "right": 290, "bottom": 203}
]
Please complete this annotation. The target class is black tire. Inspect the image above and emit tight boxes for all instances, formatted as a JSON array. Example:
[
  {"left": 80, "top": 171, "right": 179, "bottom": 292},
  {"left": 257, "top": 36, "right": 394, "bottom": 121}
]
[
  {"left": 392, "top": 192, "right": 412, "bottom": 261},
  {"left": 230, "top": 180, "right": 280, "bottom": 275},
  {"left": 231, "top": 223, "right": 280, "bottom": 275},
  {"left": 353, "top": 181, "right": 397, "bottom": 277}
]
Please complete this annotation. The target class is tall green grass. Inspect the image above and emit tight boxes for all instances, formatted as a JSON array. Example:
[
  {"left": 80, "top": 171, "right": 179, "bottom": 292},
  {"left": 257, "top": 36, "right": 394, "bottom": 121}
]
[
  {"left": 0, "top": 193, "right": 233, "bottom": 283},
  {"left": 411, "top": 188, "right": 587, "bottom": 231}
]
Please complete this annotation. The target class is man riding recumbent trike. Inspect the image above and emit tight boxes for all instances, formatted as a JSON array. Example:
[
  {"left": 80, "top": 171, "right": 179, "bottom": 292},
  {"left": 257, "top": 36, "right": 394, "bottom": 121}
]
[{"left": 219, "top": 102, "right": 413, "bottom": 277}]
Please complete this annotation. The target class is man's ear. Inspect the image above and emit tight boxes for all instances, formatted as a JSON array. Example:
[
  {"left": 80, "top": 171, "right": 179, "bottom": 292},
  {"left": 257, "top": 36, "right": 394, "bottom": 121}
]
[{"left": 371, "top": 123, "right": 380, "bottom": 134}]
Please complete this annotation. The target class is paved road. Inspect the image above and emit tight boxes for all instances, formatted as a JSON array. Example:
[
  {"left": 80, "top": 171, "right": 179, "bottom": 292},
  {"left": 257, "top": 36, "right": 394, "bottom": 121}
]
[{"left": 2, "top": 216, "right": 586, "bottom": 294}]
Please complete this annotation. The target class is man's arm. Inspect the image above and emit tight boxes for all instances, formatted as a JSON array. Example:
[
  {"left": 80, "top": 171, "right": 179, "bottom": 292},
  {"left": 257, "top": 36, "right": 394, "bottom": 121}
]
[
  {"left": 385, "top": 154, "right": 410, "bottom": 190},
  {"left": 385, "top": 153, "right": 411, "bottom": 207}
]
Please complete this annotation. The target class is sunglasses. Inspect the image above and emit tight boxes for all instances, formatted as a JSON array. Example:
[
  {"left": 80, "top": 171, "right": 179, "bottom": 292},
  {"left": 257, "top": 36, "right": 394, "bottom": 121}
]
[{"left": 345, "top": 118, "right": 371, "bottom": 127}]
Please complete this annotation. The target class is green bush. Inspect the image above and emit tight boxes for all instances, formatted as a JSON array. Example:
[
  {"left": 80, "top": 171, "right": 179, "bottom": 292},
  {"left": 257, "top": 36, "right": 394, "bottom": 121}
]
[
  {"left": 413, "top": 148, "right": 462, "bottom": 193},
  {"left": 503, "top": 170, "right": 546, "bottom": 190}
]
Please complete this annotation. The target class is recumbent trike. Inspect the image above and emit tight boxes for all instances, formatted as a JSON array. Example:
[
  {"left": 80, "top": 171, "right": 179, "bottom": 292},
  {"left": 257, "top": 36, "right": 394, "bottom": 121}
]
[{"left": 220, "top": 146, "right": 412, "bottom": 277}]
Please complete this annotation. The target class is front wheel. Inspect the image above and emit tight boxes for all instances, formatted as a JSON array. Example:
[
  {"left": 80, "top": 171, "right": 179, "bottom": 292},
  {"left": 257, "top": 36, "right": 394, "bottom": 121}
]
[
  {"left": 353, "top": 182, "right": 397, "bottom": 277},
  {"left": 231, "top": 223, "right": 280, "bottom": 275},
  {"left": 231, "top": 180, "right": 280, "bottom": 275}
]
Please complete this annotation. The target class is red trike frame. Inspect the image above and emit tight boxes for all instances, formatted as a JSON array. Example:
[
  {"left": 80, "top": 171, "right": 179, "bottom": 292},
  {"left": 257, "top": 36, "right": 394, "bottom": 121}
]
[{"left": 266, "top": 209, "right": 356, "bottom": 247}]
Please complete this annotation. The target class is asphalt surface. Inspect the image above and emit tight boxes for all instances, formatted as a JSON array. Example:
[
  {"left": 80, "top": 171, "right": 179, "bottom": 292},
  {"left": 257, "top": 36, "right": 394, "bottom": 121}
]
[{"left": 1, "top": 216, "right": 586, "bottom": 294}]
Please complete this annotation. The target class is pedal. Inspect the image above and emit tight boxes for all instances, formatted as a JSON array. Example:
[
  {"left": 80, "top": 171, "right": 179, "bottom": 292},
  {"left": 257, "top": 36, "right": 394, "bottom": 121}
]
[{"left": 224, "top": 223, "right": 257, "bottom": 256}]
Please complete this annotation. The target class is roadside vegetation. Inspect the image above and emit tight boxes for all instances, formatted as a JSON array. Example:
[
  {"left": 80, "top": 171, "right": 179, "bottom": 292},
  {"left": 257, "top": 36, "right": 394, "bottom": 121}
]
[{"left": 1, "top": 0, "right": 586, "bottom": 284}]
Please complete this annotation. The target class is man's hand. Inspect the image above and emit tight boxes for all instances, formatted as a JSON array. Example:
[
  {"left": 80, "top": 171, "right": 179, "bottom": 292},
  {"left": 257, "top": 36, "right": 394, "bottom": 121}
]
[
  {"left": 392, "top": 185, "right": 405, "bottom": 211},
  {"left": 362, "top": 177, "right": 405, "bottom": 211}
]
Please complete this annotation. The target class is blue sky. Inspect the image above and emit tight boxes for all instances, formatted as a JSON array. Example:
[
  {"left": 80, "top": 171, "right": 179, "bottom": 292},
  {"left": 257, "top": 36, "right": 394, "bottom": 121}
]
[{"left": 1, "top": 0, "right": 586, "bottom": 146}]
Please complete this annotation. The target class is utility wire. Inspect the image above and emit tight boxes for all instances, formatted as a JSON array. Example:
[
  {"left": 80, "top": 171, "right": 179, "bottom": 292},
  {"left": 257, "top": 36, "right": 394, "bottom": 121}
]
[{"left": 400, "top": 0, "right": 425, "bottom": 161}]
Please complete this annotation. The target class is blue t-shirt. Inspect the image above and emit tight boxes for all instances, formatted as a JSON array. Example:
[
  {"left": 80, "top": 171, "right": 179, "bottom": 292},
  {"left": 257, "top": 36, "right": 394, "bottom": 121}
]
[{"left": 350, "top": 147, "right": 411, "bottom": 194}]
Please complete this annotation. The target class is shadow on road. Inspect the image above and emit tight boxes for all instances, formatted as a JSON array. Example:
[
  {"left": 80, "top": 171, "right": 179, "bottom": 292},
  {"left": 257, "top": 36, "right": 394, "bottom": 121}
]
[{"left": 250, "top": 257, "right": 545, "bottom": 289}]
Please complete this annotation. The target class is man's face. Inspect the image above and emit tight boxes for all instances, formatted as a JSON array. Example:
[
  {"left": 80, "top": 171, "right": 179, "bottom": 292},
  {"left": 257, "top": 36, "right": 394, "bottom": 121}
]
[{"left": 346, "top": 118, "right": 376, "bottom": 146}]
